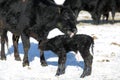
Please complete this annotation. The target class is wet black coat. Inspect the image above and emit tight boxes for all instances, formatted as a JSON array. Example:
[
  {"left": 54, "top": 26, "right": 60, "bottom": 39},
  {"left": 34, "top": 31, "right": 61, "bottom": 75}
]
[{"left": 43, "top": 34, "right": 94, "bottom": 78}]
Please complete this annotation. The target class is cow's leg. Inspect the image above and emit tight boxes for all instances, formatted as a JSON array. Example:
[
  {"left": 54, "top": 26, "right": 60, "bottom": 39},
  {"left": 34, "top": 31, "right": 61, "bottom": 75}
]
[
  {"left": 12, "top": 35, "right": 21, "bottom": 61},
  {"left": 92, "top": 6, "right": 102, "bottom": 25},
  {"left": 21, "top": 34, "right": 30, "bottom": 67},
  {"left": 111, "top": 0, "right": 116, "bottom": 24},
  {"left": 80, "top": 49, "right": 93, "bottom": 78},
  {"left": 111, "top": 9, "right": 115, "bottom": 24},
  {"left": 56, "top": 50, "right": 66, "bottom": 76},
  {"left": 102, "top": 13, "right": 109, "bottom": 22},
  {"left": 91, "top": 12, "right": 100, "bottom": 25},
  {"left": 105, "top": 13, "right": 109, "bottom": 21},
  {"left": 96, "top": 14, "right": 101, "bottom": 24},
  {"left": 0, "top": 30, "right": 7, "bottom": 60},
  {"left": 39, "top": 40, "right": 48, "bottom": 66}
]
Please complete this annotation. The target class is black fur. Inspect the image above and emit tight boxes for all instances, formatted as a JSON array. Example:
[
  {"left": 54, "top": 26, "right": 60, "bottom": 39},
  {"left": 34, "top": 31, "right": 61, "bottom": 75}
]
[
  {"left": 43, "top": 34, "right": 94, "bottom": 78},
  {"left": 92, "top": 0, "right": 116, "bottom": 24},
  {"left": 63, "top": 0, "right": 99, "bottom": 22},
  {"left": 63, "top": 0, "right": 118, "bottom": 24},
  {"left": 0, "top": 0, "right": 77, "bottom": 67}
]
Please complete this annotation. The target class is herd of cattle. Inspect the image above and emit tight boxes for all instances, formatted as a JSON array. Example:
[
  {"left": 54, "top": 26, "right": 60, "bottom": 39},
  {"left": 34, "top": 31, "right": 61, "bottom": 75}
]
[
  {"left": 64, "top": 0, "right": 120, "bottom": 24},
  {"left": 0, "top": 0, "right": 119, "bottom": 78}
]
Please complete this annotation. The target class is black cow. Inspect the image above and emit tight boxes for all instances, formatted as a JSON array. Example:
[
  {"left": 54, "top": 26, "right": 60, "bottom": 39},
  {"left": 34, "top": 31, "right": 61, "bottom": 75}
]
[
  {"left": 1, "top": 0, "right": 57, "bottom": 61},
  {"left": 0, "top": 0, "right": 77, "bottom": 67},
  {"left": 64, "top": 0, "right": 117, "bottom": 24},
  {"left": 92, "top": 0, "right": 116, "bottom": 24},
  {"left": 63, "top": 0, "right": 99, "bottom": 21},
  {"left": 42, "top": 34, "right": 94, "bottom": 78},
  {"left": 116, "top": 0, "right": 120, "bottom": 12}
]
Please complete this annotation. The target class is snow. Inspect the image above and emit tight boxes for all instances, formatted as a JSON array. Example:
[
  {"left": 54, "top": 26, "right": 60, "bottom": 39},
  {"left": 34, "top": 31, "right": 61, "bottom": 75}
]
[
  {"left": 54, "top": 0, "right": 65, "bottom": 5},
  {"left": 0, "top": 1, "right": 120, "bottom": 80}
]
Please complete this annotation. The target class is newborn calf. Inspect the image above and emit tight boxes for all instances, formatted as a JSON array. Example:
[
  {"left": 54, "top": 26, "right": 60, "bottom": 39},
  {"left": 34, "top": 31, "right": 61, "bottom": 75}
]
[{"left": 42, "top": 34, "right": 94, "bottom": 78}]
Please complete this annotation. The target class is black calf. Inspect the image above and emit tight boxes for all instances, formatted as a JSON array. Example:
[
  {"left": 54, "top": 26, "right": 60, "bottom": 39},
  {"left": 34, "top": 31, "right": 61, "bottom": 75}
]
[{"left": 42, "top": 34, "right": 94, "bottom": 78}]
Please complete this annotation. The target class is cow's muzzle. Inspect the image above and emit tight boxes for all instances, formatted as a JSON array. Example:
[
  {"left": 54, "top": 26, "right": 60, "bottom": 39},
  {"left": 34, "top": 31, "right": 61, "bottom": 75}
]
[{"left": 67, "top": 29, "right": 77, "bottom": 38}]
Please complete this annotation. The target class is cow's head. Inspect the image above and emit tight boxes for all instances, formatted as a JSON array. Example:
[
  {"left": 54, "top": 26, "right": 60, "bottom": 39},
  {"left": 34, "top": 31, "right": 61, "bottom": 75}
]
[
  {"left": 57, "top": 7, "right": 77, "bottom": 38},
  {"left": 91, "top": 11, "right": 101, "bottom": 25}
]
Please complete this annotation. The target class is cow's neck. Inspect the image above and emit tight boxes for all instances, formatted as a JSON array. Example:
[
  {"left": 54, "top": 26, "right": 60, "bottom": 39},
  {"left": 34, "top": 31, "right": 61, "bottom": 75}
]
[{"left": 22, "top": 0, "right": 28, "bottom": 3}]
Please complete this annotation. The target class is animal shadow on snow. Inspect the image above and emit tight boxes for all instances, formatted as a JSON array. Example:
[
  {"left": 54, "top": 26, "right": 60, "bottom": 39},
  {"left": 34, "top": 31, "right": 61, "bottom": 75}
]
[
  {"left": 8, "top": 43, "right": 84, "bottom": 69},
  {"left": 77, "top": 20, "right": 120, "bottom": 24}
]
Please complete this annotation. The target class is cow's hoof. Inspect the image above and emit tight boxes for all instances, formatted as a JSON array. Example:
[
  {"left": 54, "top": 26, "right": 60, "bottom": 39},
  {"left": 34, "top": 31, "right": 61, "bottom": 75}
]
[
  {"left": 41, "top": 63, "right": 48, "bottom": 66},
  {"left": 0, "top": 56, "right": 6, "bottom": 60},
  {"left": 41, "top": 61, "right": 48, "bottom": 66},
  {"left": 15, "top": 57, "right": 21, "bottom": 61}
]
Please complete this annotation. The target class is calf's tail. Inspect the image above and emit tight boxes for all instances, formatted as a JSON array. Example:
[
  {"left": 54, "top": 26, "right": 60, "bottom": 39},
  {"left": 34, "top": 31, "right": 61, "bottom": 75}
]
[{"left": 90, "top": 38, "right": 94, "bottom": 55}]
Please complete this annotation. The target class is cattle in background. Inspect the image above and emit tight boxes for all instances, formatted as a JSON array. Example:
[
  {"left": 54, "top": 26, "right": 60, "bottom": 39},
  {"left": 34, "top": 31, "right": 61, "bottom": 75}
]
[
  {"left": 63, "top": 0, "right": 118, "bottom": 24},
  {"left": 63, "top": 0, "right": 99, "bottom": 22},
  {"left": 102, "top": 13, "right": 109, "bottom": 21},
  {"left": 115, "top": 0, "right": 120, "bottom": 12},
  {"left": 0, "top": 0, "right": 77, "bottom": 67},
  {"left": 92, "top": 0, "right": 116, "bottom": 24},
  {"left": 42, "top": 34, "right": 94, "bottom": 78},
  {"left": 113, "top": 0, "right": 120, "bottom": 18}
]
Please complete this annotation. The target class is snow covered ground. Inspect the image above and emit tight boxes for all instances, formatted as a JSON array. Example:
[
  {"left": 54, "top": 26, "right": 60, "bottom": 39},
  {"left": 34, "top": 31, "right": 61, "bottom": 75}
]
[{"left": 0, "top": 0, "right": 120, "bottom": 80}]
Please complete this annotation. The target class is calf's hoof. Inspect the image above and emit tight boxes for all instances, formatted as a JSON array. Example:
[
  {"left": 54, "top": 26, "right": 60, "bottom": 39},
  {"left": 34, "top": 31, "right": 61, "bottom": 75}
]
[
  {"left": 55, "top": 70, "right": 65, "bottom": 76},
  {"left": 80, "top": 67, "right": 91, "bottom": 78},
  {"left": 80, "top": 72, "right": 91, "bottom": 78},
  {"left": 23, "top": 61, "right": 29, "bottom": 67},
  {"left": 55, "top": 73, "right": 63, "bottom": 76}
]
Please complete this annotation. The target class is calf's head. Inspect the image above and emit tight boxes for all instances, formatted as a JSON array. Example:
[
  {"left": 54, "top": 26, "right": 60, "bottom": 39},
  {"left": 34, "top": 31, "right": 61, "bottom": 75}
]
[{"left": 57, "top": 7, "right": 77, "bottom": 37}]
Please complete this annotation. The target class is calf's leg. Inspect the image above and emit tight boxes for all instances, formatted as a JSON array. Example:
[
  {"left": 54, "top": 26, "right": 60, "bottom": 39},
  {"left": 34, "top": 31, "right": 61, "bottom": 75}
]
[
  {"left": 56, "top": 51, "right": 66, "bottom": 76},
  {"left": 80, "top": 49, "right": 93, "bottom": 78}
]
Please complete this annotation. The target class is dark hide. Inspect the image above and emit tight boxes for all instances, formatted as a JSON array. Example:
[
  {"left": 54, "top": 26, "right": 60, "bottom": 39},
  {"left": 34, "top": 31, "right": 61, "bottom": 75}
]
[
  {"left": 115, "top": 0, "right": 120, "bottom": 12},
  {"left": 43, "top": 34, "right": 94, "bottom": 78},
  {"left": 92, "top": 0, "right": 116, "bottom": 24},
  {"left": 63, "top": 0, "right": 117, "bottom": 24},
  {"left": 63, "top": 0, "right": 99, "bottom": 21},
  {"left": 0, "top": 0, "right": 77, "bottom": 67}
]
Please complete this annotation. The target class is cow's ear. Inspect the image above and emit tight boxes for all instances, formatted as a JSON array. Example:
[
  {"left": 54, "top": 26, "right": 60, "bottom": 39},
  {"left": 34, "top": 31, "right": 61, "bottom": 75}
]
[
  {"left": 59, "top": 6, "right": 71, "bottom": 14},
  {"left": 57, "top": 5, "right": 65, "bottom": 14},
  {"left": 58, "top": 5, "right": 69, "bottom": 14},
  {"left": 59, "top": 7, "right": 65, "bottom": 15}
]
